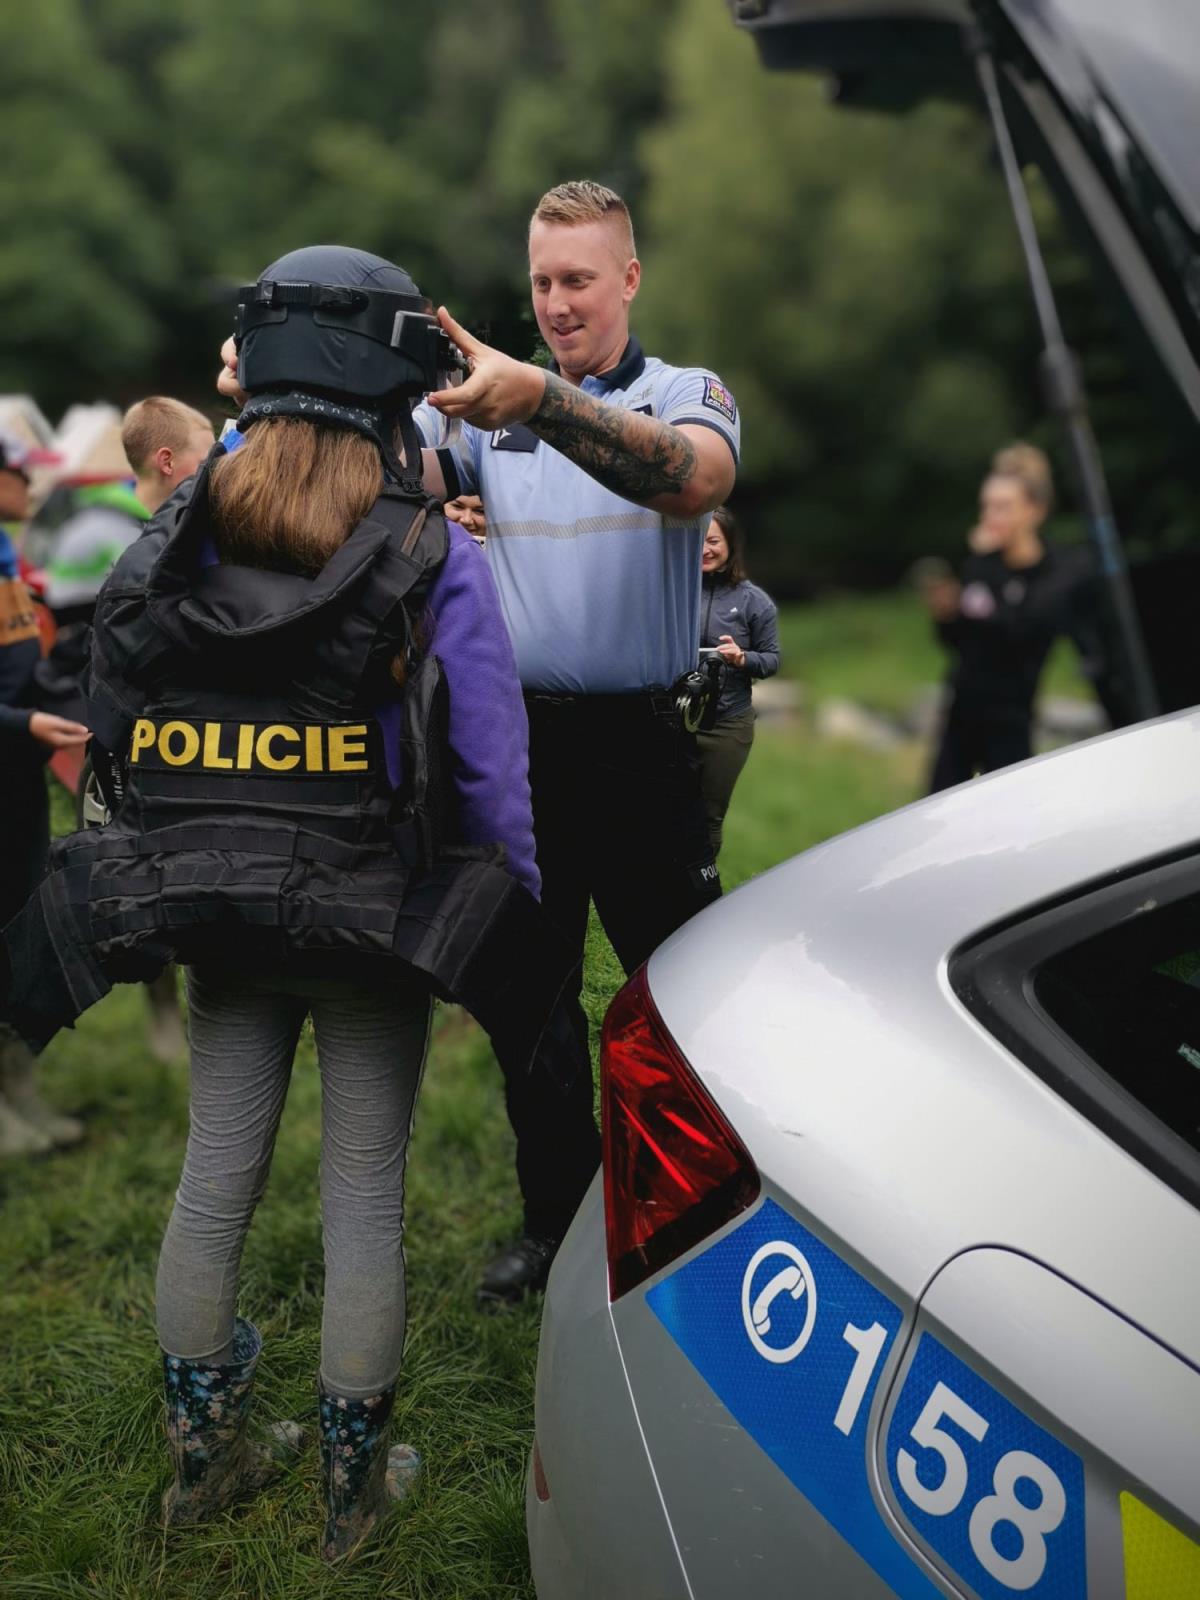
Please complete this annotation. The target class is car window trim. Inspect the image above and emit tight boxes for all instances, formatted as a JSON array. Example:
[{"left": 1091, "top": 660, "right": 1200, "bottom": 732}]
[{"left": 950, "top": 847, "right": 1200, "bottom": 1214}]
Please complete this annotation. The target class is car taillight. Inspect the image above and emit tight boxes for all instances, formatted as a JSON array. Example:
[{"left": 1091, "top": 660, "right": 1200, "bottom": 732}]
[{"left": 601, "top": 966, "right": 759, "bottom": 1301}]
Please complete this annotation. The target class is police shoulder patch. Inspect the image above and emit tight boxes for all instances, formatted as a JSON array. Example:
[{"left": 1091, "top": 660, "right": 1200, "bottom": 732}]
[{"left": 701, "top": 376, "right": 737, "bottom": 425}]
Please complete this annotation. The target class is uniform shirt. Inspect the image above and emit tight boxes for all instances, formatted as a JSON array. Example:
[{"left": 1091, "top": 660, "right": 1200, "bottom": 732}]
[{"left": 414, "top": 338, "right": 740, "bottom": 694}]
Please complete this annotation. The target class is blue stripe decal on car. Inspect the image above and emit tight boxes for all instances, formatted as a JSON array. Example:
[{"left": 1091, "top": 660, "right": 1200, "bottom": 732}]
[
  {"left": 886, "top": 1333, "right": 1086, "bottom": 1600},
  {"left": 647, "top": 1199, "right": 1090, "bottom": 1600},
  {"left": 647, "top": 1198, "right": 942, "bottom": 1599}
]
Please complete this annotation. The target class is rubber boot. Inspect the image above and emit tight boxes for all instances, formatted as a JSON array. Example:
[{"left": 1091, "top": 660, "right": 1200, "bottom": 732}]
[
  {"left": 0, "top": 1093, "right": 54, "bottom": 1157},
  {"left": 162, "top": 1318, "right": 306, "bottom": 1526},
  {"left": 318, "top": 1381, "right": 421, "bottom": 1562},
  {"left": 0, "top": 1030, "right": 84, "bottom": 1148}
]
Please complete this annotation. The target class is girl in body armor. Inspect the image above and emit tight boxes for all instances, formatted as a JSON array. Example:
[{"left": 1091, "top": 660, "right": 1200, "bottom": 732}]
[{"left": 1, "top": 249, "right": 555, "bottom": 1561}]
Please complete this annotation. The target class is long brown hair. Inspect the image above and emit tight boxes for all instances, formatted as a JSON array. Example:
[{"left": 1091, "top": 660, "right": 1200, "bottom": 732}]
[
  {"left": 209, "top": 418, "right": 382, "bottom": 575},
  {"left": 209, "top": 417, "right": 420, "bottom": 685},
  {"left": 711, "top": 505, "right": 747, "bottom": 586}
]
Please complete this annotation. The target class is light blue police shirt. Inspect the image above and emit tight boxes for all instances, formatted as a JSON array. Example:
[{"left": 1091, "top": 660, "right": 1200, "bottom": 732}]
[{"left": 413, "top": 338, "right": 740, "bottom": 694}]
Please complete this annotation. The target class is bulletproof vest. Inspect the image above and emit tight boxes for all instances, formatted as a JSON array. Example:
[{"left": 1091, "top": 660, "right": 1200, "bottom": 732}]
[
  {"left": 104, "top": 460, "right": 451, "bottom": 869},
  {"left": 2, "top": 465, "right": 574, "bottom": 1074}
]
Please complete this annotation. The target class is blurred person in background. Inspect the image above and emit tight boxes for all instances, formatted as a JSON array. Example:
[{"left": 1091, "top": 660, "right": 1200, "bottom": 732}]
[
  {"left": 123, "top": 396, "right": 216, "bottom": 517},
  {"left": 922, "top": 441, "right": 1104, "bottom": 792},
  {"left": 696, "top": 505, "right": 779, "bottom": 855},
  {"left": 444, "top": 492, "right": 486, "bottom": 546},
  {"left": 122, "top": 396, "right": 216, "bottom": 1058},
  {"left": 34, "top": 399, "right": 218, "bottom": 1062},
  {"left": 0, "top": 430, "right": 89, "bottom": 1155}
]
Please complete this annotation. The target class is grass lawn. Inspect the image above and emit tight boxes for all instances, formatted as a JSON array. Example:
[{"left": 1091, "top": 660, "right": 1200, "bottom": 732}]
[
  {"left": 1, "top": 675, "right": 923, "bottom": 1598},
  {"left": 775, "top": 588, "right": 1092, "bottom": 714}
]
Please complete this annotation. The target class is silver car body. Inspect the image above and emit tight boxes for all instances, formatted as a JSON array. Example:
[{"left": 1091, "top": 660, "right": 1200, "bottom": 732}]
[{"left": 528, "top": 712, "right": 1200, "bottom": 1599}]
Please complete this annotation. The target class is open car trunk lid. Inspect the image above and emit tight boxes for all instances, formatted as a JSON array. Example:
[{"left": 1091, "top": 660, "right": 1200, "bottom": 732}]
[{"left": 732, "top": 0, "right": 1200, "bottom": 431}]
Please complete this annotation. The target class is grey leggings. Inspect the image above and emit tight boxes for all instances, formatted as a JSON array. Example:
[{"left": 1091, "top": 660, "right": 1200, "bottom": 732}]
[{"left": 155, "top": 966, "right": 431, "bottom": 1397}]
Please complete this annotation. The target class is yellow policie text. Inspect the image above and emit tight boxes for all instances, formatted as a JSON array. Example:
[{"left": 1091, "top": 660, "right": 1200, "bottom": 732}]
[{"left": 128, "top": 718, "right": 373, "bottom": 776}]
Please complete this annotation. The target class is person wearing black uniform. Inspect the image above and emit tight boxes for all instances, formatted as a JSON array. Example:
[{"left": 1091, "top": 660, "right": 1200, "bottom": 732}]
[
  {"left": 925, "top": 442, "right": 1100, "bottom": 792},
  {"left": 0, "top": 430, "right": 90, "bottom": 1156},
  {"left": 2, "top": 247, "right": 569, "bottom": 1561}
]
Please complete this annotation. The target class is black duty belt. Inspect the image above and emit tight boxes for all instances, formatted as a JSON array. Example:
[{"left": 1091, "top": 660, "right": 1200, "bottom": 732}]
[{"left": 524, "top": 689, "right": 680, "bottom": 721}]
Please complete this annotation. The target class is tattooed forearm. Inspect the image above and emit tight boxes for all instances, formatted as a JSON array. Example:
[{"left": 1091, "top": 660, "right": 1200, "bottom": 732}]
[{"left": 528, "top": 372, "right": 697, "bottom": 502}]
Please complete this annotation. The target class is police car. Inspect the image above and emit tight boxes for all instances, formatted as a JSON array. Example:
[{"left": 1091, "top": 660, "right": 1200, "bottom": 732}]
[
  {"left": 527, "top": 710, "right": 1200, "bottom": 1598},
  {"left": 528, "top": 2, "right": 1200, "bottom": 1592}
]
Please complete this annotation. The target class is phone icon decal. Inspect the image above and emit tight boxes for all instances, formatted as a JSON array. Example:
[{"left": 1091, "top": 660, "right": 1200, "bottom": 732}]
[{"left": 741, "top": 1241, "right": 818, "bottom": 1364}]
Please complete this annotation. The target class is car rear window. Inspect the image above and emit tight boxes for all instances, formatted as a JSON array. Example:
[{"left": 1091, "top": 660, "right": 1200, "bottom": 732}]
[{"left": 1033, "top": 893, "right": 1200, "bottom": 1157}]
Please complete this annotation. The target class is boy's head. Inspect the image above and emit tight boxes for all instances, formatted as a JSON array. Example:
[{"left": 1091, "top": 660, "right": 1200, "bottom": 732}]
[{"left": 121, "top": 397, "right": 215, "bottom": 513}]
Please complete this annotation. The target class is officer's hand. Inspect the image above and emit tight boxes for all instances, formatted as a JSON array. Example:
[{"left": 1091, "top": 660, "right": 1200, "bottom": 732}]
[
  {"left": 29, "top": 712, "right": 91, "bottom": 750},
  {"left": 427, "top": 309, "right": 546, "bottom": 430},
  {"left": 217, "top": 337, "right": 247, "bottom": 407}
]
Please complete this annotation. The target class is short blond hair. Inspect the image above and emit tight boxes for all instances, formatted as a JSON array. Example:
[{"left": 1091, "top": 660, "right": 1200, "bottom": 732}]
[
  {"left": 530, "top": 180, "right": 636, "bottom": 261},
  {"left": 121, "top": 396, "right": 213, "bottom": 475},
  {"left": 991, "top": 441, "right": 1054, "bottom": 510}
]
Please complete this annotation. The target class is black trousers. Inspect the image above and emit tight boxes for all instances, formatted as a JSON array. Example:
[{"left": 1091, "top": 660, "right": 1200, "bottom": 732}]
[
  {"left": 500, "top": 693, "right": 722, "bottom": 1240},
  {"left": 0, "top": 762, "right": 49, "bottom": 930},
  {"left": 928, "top": 701, "right": 1033, "bottom": 794}
]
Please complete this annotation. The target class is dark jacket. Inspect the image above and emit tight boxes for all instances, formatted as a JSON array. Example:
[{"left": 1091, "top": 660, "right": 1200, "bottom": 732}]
[
  {"left": 700, "top": 576, "right": 780, "bottom": 720},
  {"left": 937, "top": 547, "right": 1099, "bottom": 719}
]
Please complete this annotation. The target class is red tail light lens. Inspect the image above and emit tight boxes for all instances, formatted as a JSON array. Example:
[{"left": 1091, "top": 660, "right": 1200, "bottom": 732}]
[{"left": 601, "top": 966, "right": 760, "bottom": 1300}]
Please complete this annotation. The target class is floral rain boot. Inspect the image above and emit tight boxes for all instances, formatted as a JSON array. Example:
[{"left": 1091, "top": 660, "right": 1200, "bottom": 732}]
[
  {"left": 318, "top": 1382, "right": 421, "bottom": 1562},
  {"left": 162, "top": 1318, "right": 306, "bottom": 1526}
]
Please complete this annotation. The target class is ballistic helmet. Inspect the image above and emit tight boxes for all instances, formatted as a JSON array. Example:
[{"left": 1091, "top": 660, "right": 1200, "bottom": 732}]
[{"left": 234, "top": 246, "right": 464, "bottom": 491}]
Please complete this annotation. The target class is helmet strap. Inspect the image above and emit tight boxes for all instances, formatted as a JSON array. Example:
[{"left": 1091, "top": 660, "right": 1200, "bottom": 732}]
[
  {"left": 236, "top": 391, "right": 426, "bottom": 497},
  {"left": 390, "top": 407, "right": 425, "bottom": 497}
]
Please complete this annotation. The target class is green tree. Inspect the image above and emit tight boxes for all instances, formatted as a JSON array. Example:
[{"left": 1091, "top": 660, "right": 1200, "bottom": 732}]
[
  {"left": 636, "top": 0, "right": 1036, "bottom": 590},
  {"left": 0, "top": 0, "right": 172, "bottom": 407}
]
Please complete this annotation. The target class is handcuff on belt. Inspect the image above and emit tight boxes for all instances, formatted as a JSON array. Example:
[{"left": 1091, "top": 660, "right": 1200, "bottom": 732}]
[{"left": 670, "top": 653, "right": 724, "bottom": 734}]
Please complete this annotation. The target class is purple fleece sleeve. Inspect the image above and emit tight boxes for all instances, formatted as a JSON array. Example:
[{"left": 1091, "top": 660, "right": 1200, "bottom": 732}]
[{"left": 422, "top": 523, "right": 540, "bottom": 899}]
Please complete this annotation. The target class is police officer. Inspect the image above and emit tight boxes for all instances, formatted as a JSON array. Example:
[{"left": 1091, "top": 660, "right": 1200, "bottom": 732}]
[
  {"left": 217, "top": 186, "right": 739, "bottom": 1304},
  {"left": 423, "top": 181, "right": 740, "bottom": 1300},
  {"left": 5, "top": 247, "right": 568, "bottom": 1560}
]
